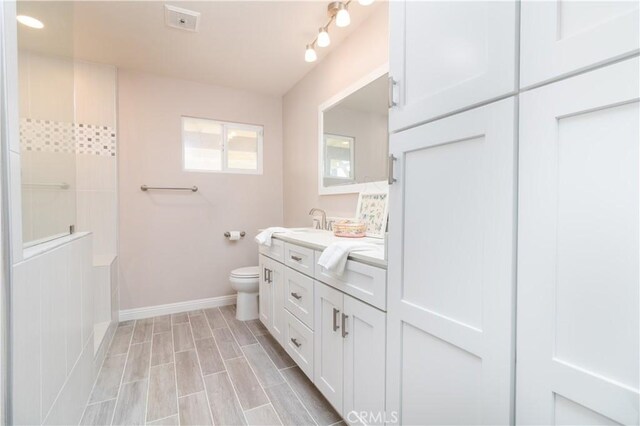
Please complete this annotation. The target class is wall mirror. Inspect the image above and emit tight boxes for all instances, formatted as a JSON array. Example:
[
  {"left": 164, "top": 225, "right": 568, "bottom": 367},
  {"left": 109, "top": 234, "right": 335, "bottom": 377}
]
[{"left": 319, "top": 67, "right": 388, "bottom": 195}]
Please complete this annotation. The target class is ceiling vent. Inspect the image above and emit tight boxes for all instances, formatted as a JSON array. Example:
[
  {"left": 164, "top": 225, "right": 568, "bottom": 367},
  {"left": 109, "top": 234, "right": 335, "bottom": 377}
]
[{"left": 165, "top": 4, "right": 200, "bottom": 32}]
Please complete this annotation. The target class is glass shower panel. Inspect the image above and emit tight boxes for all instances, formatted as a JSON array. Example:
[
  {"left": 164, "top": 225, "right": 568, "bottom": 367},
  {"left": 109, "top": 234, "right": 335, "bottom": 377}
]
[{"left": 17, "top": 1, "right": 77, "bottom": 245}]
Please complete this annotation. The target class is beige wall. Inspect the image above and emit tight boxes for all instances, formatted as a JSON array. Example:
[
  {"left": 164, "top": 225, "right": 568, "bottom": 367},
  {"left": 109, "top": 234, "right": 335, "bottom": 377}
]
[
  {"left": 118, "top": 70, "right": 283, "bottom": 310},
  {"left": 282, "top": 4, "right": 389, "bottom": 226}
]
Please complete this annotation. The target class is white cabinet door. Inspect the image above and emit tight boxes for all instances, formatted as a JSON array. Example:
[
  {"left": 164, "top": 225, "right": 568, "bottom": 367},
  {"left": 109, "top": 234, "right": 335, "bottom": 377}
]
[
  {"left": 517, "top": 57, "right": 639, "bottom": 425},
  {"left": 314, "top": 281, "right": 344, "bottom": 413},
  {"left": 269, "top": 260, "right": 285, "bottom": 345},
  {"left": 387, "top": 98, "right": 516, "bottom": 425},
  {"left": 520, "top": 0, "right": 639, "bottom": 89},
  {"left": 389, "top": 0, "right": 517, "bottom": 132},
  {"left": 343, "top": 294, "right": 386, "bottom": 425},
  {"left": 258, "top": 255, "right": 272, "bottom": 330}
]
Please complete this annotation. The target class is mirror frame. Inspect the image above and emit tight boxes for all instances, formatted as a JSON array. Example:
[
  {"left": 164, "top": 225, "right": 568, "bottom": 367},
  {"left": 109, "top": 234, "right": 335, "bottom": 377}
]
[{"left": 318, "top": 63, "right": 389, "bottom": 195}]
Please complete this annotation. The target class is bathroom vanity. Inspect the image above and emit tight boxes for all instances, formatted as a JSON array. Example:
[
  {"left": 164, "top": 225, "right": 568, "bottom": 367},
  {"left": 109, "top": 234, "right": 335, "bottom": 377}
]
[{"left": 258, "top": 229, "right": 387, "bottom": 423}]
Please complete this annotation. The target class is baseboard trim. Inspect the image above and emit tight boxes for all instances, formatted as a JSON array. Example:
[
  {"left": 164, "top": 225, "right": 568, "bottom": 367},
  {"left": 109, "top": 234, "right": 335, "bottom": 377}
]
[{"left": 119, "top": 294, "right": 237, "bottom": 321}]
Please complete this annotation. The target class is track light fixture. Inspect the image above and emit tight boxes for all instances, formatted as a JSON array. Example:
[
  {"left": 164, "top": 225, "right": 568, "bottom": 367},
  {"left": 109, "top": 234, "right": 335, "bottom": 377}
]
[{"left": 304, "top": 0, "right": 373, "bottom": 62}]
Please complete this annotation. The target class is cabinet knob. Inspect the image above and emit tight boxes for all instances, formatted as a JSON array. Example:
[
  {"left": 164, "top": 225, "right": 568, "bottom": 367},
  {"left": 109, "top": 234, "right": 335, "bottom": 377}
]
[
  {"left": 290, "top": 337, "right": 302, "bottom": 348},
  {"left": 291, "top": 292, "right": 302, "bottom": 300}
]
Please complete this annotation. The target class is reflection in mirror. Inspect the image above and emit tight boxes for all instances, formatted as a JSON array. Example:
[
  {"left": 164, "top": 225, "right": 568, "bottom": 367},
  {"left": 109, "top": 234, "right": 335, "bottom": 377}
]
[
  {"left": 321, "top": 72, "right": 388, "bottom": 193},
  {"left": 18, "top": 1, "right": 76, "bottom": 246}
]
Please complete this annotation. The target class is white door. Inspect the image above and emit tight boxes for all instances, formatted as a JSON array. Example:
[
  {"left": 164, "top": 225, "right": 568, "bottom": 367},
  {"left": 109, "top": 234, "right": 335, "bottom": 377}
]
[
  {"left": 343, "top": 295, "right": 386, "bottom": 426},
  {"left": 269, "top": 260, "right": 285, "bottom": 344},
  {"left": 314, "top": 281, "right": 344, "bottom": 413},
  {"left": 389, "top": 0, "right": 517, "bottom": 132},
  {"left": 520, "top": 0, "right": 639, "bottom": 89},
  {"left": 517, "top": 57, "right": 639, "bottom": 425},
  {"left": 258, "top": 255, "right": 271, "bottom": 330},
  {"left": 386, "top": 97, "right": 517, "bottom": 425}
]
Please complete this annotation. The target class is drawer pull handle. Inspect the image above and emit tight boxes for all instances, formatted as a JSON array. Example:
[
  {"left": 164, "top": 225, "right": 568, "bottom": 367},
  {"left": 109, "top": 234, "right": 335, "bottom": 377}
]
[
  {"left": 333, "top": 308, "right": 340, "bottom": 332},
  {"left": 290, "top": 255, "right": 303, "bottom": 262},
  {"left": 290, "top": 337, "right": 302, "bottom": 348},
  {"left": 291, "top": 292, "right": 302, "bottom": 300},
  {"left": 341, "top": 313, "right": 349, "bottom": 338}
]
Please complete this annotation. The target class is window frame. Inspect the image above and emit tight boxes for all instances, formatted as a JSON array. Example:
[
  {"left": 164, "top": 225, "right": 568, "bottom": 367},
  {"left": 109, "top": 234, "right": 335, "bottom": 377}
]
[{"left": 181, "top": 116, "right": 264, "bottom": 175}]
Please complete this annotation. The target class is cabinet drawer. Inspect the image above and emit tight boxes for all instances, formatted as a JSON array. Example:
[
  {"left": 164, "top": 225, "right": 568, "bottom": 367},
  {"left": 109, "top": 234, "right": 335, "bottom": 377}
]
[
  {"left": 259, "top": 238, "right": 285, "bottom": 263},
  {"left": 284, "top": 268, "right": 314, "bottom": 329},
  {"left": 314, "top": 251, "right": 387, "bottom": 311},
  {"left": 284, "top": 310, "right": 314, "bottom": 381},
  {"left": 285, "top": 243, "right": 315, "bottom": 277}
]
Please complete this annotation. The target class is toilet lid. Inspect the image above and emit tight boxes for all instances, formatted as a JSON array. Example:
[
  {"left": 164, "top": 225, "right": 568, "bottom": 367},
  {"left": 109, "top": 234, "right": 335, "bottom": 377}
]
[{"left": 231, "top": 266, "right": 260, "bottom": 278}]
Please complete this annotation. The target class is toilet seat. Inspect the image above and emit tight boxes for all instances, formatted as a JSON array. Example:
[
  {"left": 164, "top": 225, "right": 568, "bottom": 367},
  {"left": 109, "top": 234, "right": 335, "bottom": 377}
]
[{"left": 230, "top": 266, "right": 260, "bottom": 278}]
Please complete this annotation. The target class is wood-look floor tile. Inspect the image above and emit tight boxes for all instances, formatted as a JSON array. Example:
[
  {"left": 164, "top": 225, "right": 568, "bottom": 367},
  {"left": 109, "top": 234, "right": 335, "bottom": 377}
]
[
  {"left": 147, "top": 363, "right": 178, "bottom": 422},
  {"left": 244, "top": 404, "right": 283, "bottom": 426},
  {"left": 123, "top": 342, "right": 151, "bottom": 383},
  {"left": 220, "top": 305, "right": 257, "bottom": 346},
  {"left": 203, "top": 372, "right": 247, "bottom": 425},
  {"left": 246, "top": 319, "right": 269, "bottom": 337},
  {"left": 264, "top": 382, "right": 316, "bottom": 426},
  {"left": 173, "top": 323, "right": 195, "bottom": 352},
  {"left": 131, "top": 318, "right": 153, "bottom": 344},
  {"left": 108, "top": 326, "right": 133, "bottom": 356},
  {"left": 212, "top": 327, "right": 242, "bottom": 360},
  {"left": 153, "top": 315, "right": 171, "bottom": 334},
  {"left": 171, "top": 312, "right": 189, "bottom": 324},
  {"left": 178, "top": 392, "right": 212, "bottom": 426},
  {"left": 282, "top": 366, "right": 341, "bottom": 425},
  {"left": 225, "top": 357, "right": 268, "bottom": 410},
  {"left": 204, "top": 308, "right": 226, "bottom": 329},
  {"left": 89, "top": 354, "right": 127, "bottom": 403},
  {"left": 80, "top": 399, "right": 116, "bottom": 425},
  {"left": 118, "top": 320, "right": 135, "bottom": 328},
  {"left": 146, "top": 415, "right": 179, "bottom": 425},
  {"left": 256, "top": 334, "right": 295, "bottom": 369},
  {"left": 188, "top": 309, "right": 203, "bottom": 317},
  {"left": 190, "top": 314, "right": 212, "bottom": 340},
  {"left": 175, "top": 350, "right": 204, "bottom": 397},
  {"left": 195, "top": 338, "right": 225, "bottom": 375},
  {"left": 112, "top": 380, "right": 148, "bottom": 426},
  {"left": 243, "top": 344, "right": 285, "bottom": 388},
  {"left": 151, "top": 331, "right": 174, "bottom": 366}
]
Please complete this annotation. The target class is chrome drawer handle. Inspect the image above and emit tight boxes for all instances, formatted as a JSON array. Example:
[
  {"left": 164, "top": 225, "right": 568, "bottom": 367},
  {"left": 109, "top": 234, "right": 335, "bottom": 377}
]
[
  {"left": 290, "top": 255, "right": 303, "bottom": 262},
  {"left": 290, "top": 337, "right": 302, "bottom": 348},
  {"left": 291, "top": 292, "right": 302, "bottom": 300},
  {"left": 333, "top": 308, "right": 340, "bottom": 332},
  {"left": 341, "top": 313, "right": 349, "bottom": 338}
]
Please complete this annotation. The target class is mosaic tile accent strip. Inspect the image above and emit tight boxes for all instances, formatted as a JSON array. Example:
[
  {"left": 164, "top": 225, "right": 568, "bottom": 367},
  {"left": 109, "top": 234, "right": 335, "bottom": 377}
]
[{"left": 20, "top": 118, "right": 116, "bottom": 156}]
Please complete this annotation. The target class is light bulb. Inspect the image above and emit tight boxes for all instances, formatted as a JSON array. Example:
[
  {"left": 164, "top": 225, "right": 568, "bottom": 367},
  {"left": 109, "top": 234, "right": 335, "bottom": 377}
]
[
  {"left": 305, "top": 44, "right": 317, "bottom": 62},
  {"left": 17, "top": 15, "right": 44, "bottom": 29},
  {"left": 317, "top": 27, "right": 330, "bottom": 48},
  {"left": 335, "top": 4, "right": 350, "bottom": 27},
  {"left": 358, "top": 0, "right": 374, "bottom": 5}
]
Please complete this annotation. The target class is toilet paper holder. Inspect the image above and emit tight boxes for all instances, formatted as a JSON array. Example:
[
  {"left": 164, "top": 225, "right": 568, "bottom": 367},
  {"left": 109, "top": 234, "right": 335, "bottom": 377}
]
[{"left": 224, "top": 231, "right": 246, "bottom": 238}]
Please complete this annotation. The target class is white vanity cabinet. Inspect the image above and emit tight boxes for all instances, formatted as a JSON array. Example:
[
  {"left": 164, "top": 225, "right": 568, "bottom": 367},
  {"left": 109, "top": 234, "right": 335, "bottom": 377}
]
[
  {"left": 389, "top": 0, "right": 518, "bottom": 132},
  {"left": 258, "top": 233, "right": 387, "bottom": 425},
  {"left": 258, "top": 254, "right": 285, "bottom": 344}
]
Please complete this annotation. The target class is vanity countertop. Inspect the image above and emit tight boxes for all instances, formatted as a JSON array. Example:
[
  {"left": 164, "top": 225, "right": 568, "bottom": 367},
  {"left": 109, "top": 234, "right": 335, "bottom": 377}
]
[{"left": 271, "top": 228, "right": 387, "bottom": 269}]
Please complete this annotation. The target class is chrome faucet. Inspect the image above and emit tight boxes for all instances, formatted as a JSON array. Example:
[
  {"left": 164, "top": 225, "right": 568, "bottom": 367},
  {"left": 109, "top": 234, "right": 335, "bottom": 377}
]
[{"left": 309, "top": 208, "right": 327, "bottom": 230}]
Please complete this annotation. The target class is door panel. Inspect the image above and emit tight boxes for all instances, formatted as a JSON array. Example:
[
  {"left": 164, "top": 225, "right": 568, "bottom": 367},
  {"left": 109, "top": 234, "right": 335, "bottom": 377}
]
[
  {"left": 314, "top": 281, "right": 344, "bottom": 413},
  {"left": 387, "top": 97, "right": 516, "bottom": 425},
  {"left": 258, "top": 255, "right": 271, "bottom": 330},
  {"left": 389, "top": 0, "right": 517, "bottom": 131},
  {"left": 269, "top": 261, "right": 285, "bottom": 344},
  {"left": 343, "top": 295, "right": 386, "bottom": 425},
  {"left": 520, "top": 0, "right": 639, "bottom": 88},
  {"left": 517, "top": 57, "right": 639, "bottom": 425}
]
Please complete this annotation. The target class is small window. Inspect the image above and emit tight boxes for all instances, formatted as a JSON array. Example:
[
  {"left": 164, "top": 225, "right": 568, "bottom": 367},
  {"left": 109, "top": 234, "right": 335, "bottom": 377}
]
[{"left": 182, "top": 116, "right": 263, "bottom": 174}]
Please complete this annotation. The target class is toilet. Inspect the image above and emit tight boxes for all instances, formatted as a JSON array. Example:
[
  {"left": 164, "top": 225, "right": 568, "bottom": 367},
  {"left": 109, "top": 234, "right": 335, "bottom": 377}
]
[{"left": 229, "top": 266, "right": 260, "bottom": 321}]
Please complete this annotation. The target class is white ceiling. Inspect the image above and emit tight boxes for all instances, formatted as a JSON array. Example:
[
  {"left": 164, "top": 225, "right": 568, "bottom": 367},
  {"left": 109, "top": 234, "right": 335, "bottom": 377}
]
[{"left": 17, "top": 1, "right": 383, "bottom": 96}]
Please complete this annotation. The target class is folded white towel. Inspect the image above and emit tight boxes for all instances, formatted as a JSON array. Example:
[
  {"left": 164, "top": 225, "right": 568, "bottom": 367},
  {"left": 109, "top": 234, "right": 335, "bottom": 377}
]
[
  {"left": 317, "top": 241, "right": 380, "bottom": 275},
  {"left": 255, "top": 227, "right": 288, "bottom": 247}
]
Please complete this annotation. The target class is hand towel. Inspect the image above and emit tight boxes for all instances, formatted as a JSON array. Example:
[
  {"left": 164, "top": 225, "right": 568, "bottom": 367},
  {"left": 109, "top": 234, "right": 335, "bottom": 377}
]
[
  {"left": 317, "top": 241, "right": 381, "bottom": 275},
  {"left": 255, "top": 227, "right": 288, "bottom": 247}
]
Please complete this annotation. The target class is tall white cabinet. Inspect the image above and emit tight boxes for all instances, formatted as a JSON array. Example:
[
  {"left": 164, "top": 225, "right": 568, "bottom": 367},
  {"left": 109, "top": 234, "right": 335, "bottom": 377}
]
[
  {"left": 387, "top": 0, "right": 639, "bottom": 424},
  {"left": 517, "top": 58, "right": 639, "bottom": 425}
]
